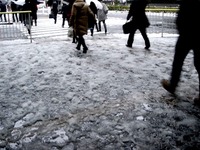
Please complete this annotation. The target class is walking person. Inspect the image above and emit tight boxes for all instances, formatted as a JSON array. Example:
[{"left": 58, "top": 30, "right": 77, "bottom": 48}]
[
  {"left": 97, "top": 0, "right": 108, "bottom": 34},
  {"left": 61, "top": 3, "right": 67, "bottom": 27},
  {"left": 30, "top": 0, "right": 38, "bottom": 26},
  {"left": 11, "top": 1, "right": 19, "bottom": 22},
  {"left": 161, "top": 0, "right": 200, "bottom": 105},
  {"left": 69, "top": 0, "right": 94, "bottom": 53},
  {"left": 126, "top": 0, "right": 150, "bottom": 49},
  {"left": 52, "top": 0, "right": 58, "bottom": 24},
  {"left": 0, "top": 1, "right": 7, "bottom": 22},
  {"left": 89, "top": 1, "right": 98, "bottom": 36},
  {"left": 22, "top": 0, "right": 32, "bottom": 34}
]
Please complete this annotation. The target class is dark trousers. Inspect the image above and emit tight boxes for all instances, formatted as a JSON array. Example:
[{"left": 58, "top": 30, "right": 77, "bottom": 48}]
[
  {"left": 77, "top": 35, "right": 87, "bottom": 49},
  {"left": 12, "top": 13, "right": 19, "bottom": 22},
  {"left": 53, "top": 12, "right": 57, "bottom": 24},
  {"left": 62, "top": 18, "right": 65, "bottom": 27},
  {"left": 170, "top": 35, "right": 200, "bottom": 96},
  {"left": 98, "top": 20, "right": 107, "bottom": 33},
  {"left": 127, "top": 27, "right": 150, "bottom": 48},
  {"left": 0, "top": 14, "right": 7, "bottom": 22}
]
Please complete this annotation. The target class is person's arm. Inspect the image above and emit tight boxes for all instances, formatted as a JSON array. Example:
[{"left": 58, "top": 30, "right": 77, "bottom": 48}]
[
  {"left": 69, "top": 5, "right": 75, "bottom": 27},
  {"left": 127, "top": 3, "right": 133, "bottom": 20}
]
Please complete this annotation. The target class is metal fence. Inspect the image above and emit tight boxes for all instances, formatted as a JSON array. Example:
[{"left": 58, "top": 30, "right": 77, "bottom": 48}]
[
  {"left": 0, "top": 9, "right": 178, "bottom": 42},
  {"left": 0, "top": 11, "right": 32, "bottom": 42},
  {"left": 146, "top": 9, "right": 178, "bottom": 37}
]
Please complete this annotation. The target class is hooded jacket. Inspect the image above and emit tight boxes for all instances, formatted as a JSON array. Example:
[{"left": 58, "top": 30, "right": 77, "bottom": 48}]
[{"left": 70, "top": 0, "right": 94, "bottom": 36}]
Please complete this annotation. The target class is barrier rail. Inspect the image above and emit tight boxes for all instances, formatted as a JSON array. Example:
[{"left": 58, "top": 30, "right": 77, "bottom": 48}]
[
  {"left": 0, "top": 9, "right": 178, "bottom": 42},
  {"left": 0, "top": 11, "right": 32, "bottom": 43}
]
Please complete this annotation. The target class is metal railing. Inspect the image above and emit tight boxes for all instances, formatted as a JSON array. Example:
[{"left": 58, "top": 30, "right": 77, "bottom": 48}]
[
  {"left": 0, "top": 9, "right": 178, "bottom": 42},
  {"left": 146, "top": 9, "right": 178, "bottom": 37},
  {"left": 0, "top": 11, "right": 32, "bottom": 43}
]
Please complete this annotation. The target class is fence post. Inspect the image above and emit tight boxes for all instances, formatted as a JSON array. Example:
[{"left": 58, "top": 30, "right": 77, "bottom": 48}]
[
  {"left": 28, "top": 13, "right": 32, "bottom": 43},
  {"left": 161, "top": 11, "right": 164, "bottom": 37}
]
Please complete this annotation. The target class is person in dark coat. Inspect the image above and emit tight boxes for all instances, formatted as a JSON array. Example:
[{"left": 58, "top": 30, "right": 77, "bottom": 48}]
[
  {"left": 126, "top": 0, "right": 150, "bottom": 49},
  {"left": 0, "top": 1, "right": 7, "bottom": 22},
  {"left": 11, "top": 1, "right": 19, "bottom": 22},
  {"left": 52, "top": 0, "right": 58, "bottom": 24},
  {"left": 22, "top": 0, "right": 32, "bottom": 34},
  {"left": 61, "top": 3, "right": 69, "bottom": 27},
  {"left": 89, "top": 1, "right": 98, "bottom": 36},
  {"left": 22, "top": 0, "right": 31, "bottom": 25},
  {"left": 30, "top": 0, "right": 38, "bottom": 26},
  {"left": 161, "top": 0, "right": 200, "bottom": 105}
]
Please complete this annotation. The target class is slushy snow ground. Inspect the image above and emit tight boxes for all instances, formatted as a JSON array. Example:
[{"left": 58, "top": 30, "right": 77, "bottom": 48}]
[{"left": 0, "top": 11, "right": 200, "bottom": 150}]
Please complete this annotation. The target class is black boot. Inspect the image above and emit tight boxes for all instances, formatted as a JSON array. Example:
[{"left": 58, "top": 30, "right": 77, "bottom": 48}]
[{"left": 83, "top": 47, "right": 88, "bottom": 53}]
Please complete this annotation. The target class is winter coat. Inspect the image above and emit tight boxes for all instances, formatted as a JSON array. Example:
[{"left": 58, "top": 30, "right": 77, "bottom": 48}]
[
  {"left": 22, "top": 0, "right": 32, "bottom": 21},
  {"left": 127, "top": 0, "right": 150, "bottom": 28},
  {"left": 61, "top": 4, "right": 68, "bottom": 18},
  {"left": 69, "top": 0, "right": 94, "bottom": 36},
  {"left": 52, "top": 0, "right": 58, "bottom": 14},
  {"left": 30, "top": 0, "right": 38, "bottom": 20},
  {"left": 0, "top": 2, "right": 7, "bottom": 12},
  {"left": 176, "top": 0, "right": 200, "bottom": 40},
  {"left": 11, "top": 2, "right": 18, "bottom": 11},
  {"left": 89, "top": 2, "right": 97, "bottom": 28},
  {"left": 97, "top": 2, "right": 108, "bottom": 21}
]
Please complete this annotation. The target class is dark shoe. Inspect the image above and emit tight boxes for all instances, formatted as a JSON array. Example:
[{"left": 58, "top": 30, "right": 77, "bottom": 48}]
[
  {"left": 76, "top": 46, "right": 80, "bottom": 50},
  {"left": 194, "top": 97, "right": 200, "bottom": 106},
  {"left": 28, "top": 29, "right": 30, "bottom": 34},
  {"left": 161, "top": 79, "right": 175, "bottom": 94},
  {"left": 126, "top": 44, "right": 132, "bottom": 48},
  {"left": 83, "top": 47, "right": 88, "bottom": 53},
  {"left": 144, "top": 46, "right": 150, "bottom": 50}
]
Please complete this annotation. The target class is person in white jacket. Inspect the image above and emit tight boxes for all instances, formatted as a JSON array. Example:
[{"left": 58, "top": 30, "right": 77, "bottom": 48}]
[{"left": 97, "top": 0, "right": 108, "bottom": 34}]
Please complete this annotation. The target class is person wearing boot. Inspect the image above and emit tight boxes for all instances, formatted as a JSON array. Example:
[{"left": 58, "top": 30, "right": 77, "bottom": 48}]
[
  {"left": 52, "top": 0, "right": 58, "bottom": 24},
  {"left": 89, "top": 1, "right": 98, "bottom": 36},
  {"left": 69, "top": 0, "right": 94, "bottom": 53},
  {"left": 161, "top": 0, "right": 200, "bottom": 105},
  {"left": 126, "top": 0, "right": 150, "bottom": 49},
  {"left": 97, "top": 0, "right": 108, "bottom": 34},
  {"left": 30, "top": 0, "right": 38, "bottom": 26}
]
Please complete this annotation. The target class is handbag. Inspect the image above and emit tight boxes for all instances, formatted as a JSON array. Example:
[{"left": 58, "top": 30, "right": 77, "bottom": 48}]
[
  {"left": 68, "top": 27, "right": 73, "bottom": 38},
  {"left": 49, "top": 14, "right": 54, "bottom": 18},
  {"left": 49, "top": 10, "right": 54, "bottom": 19},
  {"left": 122, "top": 21, "right": 133, "bottom": 34}
]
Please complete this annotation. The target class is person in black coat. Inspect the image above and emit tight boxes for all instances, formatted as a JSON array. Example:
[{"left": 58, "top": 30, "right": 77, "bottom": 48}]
[
  {"left": 22, "top": 0, "right": 32, "bottom": 34},
  {"left": 30, "top": 0, "right": 38, "bottom": 26},
  {"left": 126, "top": 0, "right": 150, "bottom": 49},
  {"left": 161, "top": 0, "right": 200, "bottom": 105},
  {"left": 52, "top": 0, "right": 58, "bottom": 24},
  {"left": 11, "top": 1, "right": 19, "bottom": 22},
  {"left": 0, "top": 1, "right": 7, "bottom": 22},
  {"left": 22, "top": 0, "right": 31, "bottom": 25},
  {"left": 61, "top": 3, "right": 69, "bottom": 27},
  {"left": 89, "top": 1, "right": 98, "bottom": 36}
]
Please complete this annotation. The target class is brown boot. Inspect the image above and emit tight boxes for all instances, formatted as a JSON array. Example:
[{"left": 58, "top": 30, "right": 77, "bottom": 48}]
[{"left": 161, "top": 79, "right": 175, "bottom": 94}]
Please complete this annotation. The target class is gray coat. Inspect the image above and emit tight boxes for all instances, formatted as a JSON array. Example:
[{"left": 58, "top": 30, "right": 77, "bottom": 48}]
[{"left": 97, "top": 2, "right": 108, "bottom": 21}]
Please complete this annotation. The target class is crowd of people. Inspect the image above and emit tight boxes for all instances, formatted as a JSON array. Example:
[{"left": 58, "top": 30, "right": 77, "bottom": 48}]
[
  {"left": 1, "top": 0, "right": 200, "bottom": 105},
  {"left": 0, "top": 0, "right": 38, "bottom": 26}
]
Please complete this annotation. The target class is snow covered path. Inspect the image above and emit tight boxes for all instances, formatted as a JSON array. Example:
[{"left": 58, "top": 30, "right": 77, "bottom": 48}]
[{"left": 0, "top": 11, "right": 200, "bottom": 150}]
